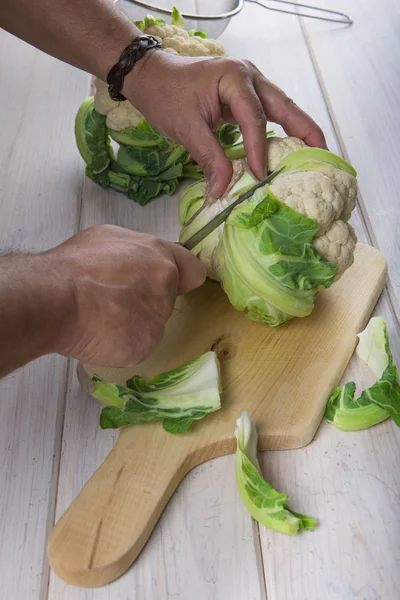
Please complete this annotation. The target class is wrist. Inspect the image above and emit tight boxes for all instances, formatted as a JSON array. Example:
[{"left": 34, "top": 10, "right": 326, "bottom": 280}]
[{"left": 121, "top": 48, "right": 167, "bottom": 112}]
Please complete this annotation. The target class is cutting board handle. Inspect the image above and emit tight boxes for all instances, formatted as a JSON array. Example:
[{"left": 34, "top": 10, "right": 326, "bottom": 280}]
[{"left": 47, "top": 424, "right": 191, "bottom": 587}]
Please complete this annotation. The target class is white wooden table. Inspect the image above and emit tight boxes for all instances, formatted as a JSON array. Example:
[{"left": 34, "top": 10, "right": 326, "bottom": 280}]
[{"left": 1, "top": 1, "right": 400, "bottom": 598}]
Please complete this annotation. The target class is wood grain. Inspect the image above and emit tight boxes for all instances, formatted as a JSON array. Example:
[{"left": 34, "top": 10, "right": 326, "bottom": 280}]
[
  {"left": 47, "top": 243, "right": 386, "bottom": 587},
  {"left": 0, "top": 31, "right": 87, "bottom": 600}
]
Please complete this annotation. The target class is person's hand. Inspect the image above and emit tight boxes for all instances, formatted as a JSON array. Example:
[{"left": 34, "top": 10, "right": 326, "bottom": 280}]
[
  {"left": 123, "top": 51, "right": 327, "bottom": 198},
  {"left": 47, "top": 225, "right": 206, "bottom": 367}
]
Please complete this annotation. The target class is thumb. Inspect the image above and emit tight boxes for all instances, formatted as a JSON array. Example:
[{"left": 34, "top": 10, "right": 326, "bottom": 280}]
[
  {"left": 170, "top": 242, "right": 207, "bottom": 295},
  {"left": 182, "top": 119, "right": 233, "bottom": 198}
]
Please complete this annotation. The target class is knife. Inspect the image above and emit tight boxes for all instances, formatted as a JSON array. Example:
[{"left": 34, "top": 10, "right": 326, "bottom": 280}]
[{"left": 179, "top": 167, "right": 284, "bottom": 251}]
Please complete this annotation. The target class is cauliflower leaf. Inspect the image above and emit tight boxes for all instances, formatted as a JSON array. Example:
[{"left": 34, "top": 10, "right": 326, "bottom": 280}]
[
  {"left": 235, "top": 412, "right": 316, "bottom": 535},
  {"left": 326, "top": 317, "right": 400, "bottom": 430}
]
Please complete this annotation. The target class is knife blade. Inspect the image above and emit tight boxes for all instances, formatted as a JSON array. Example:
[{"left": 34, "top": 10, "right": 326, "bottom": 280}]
[{"left": 179, "top": 167, "right": 284, "bottom": 251}]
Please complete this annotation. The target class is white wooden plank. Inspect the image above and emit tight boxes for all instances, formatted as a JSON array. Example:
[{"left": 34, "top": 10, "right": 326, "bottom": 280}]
[
  {"left": 299, "top": 0, "right": 400, "bottom": 319},
  {"left": 248, "top": 2, "right": 400, "bottom": 596},
  {"left": 259, "top": 294, "right": 400, "bottom": 600},
  {"left": 0, "top": 31, "right": 87, "bottom": 600}
]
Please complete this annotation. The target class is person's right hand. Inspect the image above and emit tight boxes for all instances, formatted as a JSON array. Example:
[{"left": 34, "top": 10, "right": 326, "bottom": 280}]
[
  {"left": 124, "top": 51, "right": 327, "bottom": 198},
  {"left": 47, "top": 225, "right": 206, "bottom": 367}
]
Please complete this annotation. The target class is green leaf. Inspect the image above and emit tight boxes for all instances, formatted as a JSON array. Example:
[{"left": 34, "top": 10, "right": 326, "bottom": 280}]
[
  {"left": 275, "top": 147, "right": 357, "bottom": 178},
  {"left": 232, "top": 195, "right": 279, "bottom": 228},
  {"left": 116, "top": 143, "right": 187, "bottom": 178},
  {"left": 235, "top": 412, "right": 316, "bottom": 535},
  {"left": 359, "top": 363, "right": 400, "bottom": 425},
  {"left": 223, "top": 129, "right": 275, "bottom": 161},
  {"left": 216, "top": 123, "right": 241, "bottom": 148},
  {"left": 326, "top": 382, "right": 389, "bottom": 431},
  {"left": 326, "top": 317, "right": 399, "bottom": 430},
  {"left": 162, "top": 418, "right": 193, "bottom": 434},
  {"left": 108, "top": 121, "right": 169, "bottom": 149},
  {"left": 139, "top": 15, "right": 166, "bottom": 30},
  {"left": 93, "top": 352, "right": 221, "bottom": 430},
  {"left": 219, "top": 190, "right": 336, "bottom": 324},
  {"left": 75, "top": 97, "right": 110, "bottom": 173},
  {"left": 188, "top": 29, "right": 208, "bottom": 38},
  {"left": 171, "top": 6, "right": 185, "bottom": 28}
]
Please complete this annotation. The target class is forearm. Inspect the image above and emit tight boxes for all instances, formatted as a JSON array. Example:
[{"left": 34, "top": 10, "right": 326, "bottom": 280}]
[
  {"left": 0, "top": 254, "right": 74, "bottom": 377},
  {"left": 0, "top": 0, "right": 140, "bottom": 80}
]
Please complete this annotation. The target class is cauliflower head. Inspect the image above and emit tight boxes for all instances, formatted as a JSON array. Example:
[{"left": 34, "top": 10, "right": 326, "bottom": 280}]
[
  {"left": 181, "top": 138, "right": 358, "bottom": 283},
  {"left": 179, "top": 141, "right": 358, "bottom": 326},
  {"left": 267, "top": 137, "right": 357, "bottom": 276}
]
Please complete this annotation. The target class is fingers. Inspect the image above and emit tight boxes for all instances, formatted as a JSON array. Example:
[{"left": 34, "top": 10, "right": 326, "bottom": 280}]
[
  {"left": 181, "top": 120, "right": 233, "bottom": 198},
  {"left": 170, "top": 242, "right": 207, "bottom": 295},
  {"left": 254, "top": 75, "right": 327, "bottom": 149},
  {"left": 219, "top": 74, "right": 267, "bottom": 180}
]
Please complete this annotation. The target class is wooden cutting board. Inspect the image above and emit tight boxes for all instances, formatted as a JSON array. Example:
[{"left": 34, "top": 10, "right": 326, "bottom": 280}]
[{"left": 48, "top": 243, "right": 386, "bottom": 587}]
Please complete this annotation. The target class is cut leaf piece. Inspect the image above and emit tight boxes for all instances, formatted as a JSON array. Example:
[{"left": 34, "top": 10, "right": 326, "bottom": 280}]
[
  {"left": 92, "top": 351, "right": 222, "bottom": 431},
  {"left": 326, "top": 382, "right": 389, "bottom": 431},
  {"left": 235, "top": 412, "right": 317, "bottom": 535},
  {"left": 162, "top": 418, "right": 193, "bottom": 434},
  {"left": 326, "top": 317, "right": 399, "bottom": 430}
]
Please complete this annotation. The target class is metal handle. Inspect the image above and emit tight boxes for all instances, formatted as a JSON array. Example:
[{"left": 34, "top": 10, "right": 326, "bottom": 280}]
[{"left": 246, "top": 0, "right": 352, "bottom": 25}]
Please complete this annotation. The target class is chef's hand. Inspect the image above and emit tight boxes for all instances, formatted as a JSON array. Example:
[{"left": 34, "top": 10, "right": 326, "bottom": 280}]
[
  {"left": 51, "top": 225, "right": 206, "bottom": 366},
  {"left": 124, "top": 51, "right": 327, "bottom": 197},
  {"left": 0, "top": 226, "right": 206, "bottom": 377}
]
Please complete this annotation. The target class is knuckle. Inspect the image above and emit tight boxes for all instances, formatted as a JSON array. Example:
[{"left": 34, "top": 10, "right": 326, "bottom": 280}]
[
  {"left": 242, "top": 58, "right": 256, "bottom": 71},
  {"left": 227, "top": 58, "right": 254, "bottom": 79},
  {"left": 160, "top": 258, "right": 178, "bottom": 284},
  {"left": 252, "top": 107, "right": 267, "bottom": 125},
  {"left": 283, "top": 95, "right": 299, "bottom": 112}
]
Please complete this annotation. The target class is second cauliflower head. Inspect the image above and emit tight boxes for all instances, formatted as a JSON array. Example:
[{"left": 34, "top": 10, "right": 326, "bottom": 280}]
[{"left": 74, "top": 9, "right": 246, "bottom": 206}]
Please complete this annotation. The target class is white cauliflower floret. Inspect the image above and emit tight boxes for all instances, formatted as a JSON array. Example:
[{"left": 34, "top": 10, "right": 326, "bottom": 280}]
[
  {"left": 93, "top": 78, "right": 143, "bottom": 130},
  {"left": 176, "top": 39, "right": 211, "bottom": 56},
  {"left": 145, "top": 24, "right": 175, "bottom": 38},
  {"left": 270, "top": 170, "right": 344, "bottom": 236},
  {"left": 144, "top": 22, "right": 225, "bottom": 57},
  {"left": 170, "top": 26, "right": 190, "bottom": 39},
  {"left": 106, "top": 102, "right": 143, "bottom": 131},
  {"left": 93, "top": 78, "right": 119, "bottom": 116},
  {"left": 162, "top": 35, "right": 186, "bottom": 53},
  {"left": 267, "top": 137, "right": 307, "bottom": 171},
  {"left": 313, "top": 220, "right": 357, "bottom": 277},
  {"left": 200, "top": 38, "right": 226, "bottom": 56},
  {"left": 314, "top": 165, "right": 357, "bottom": 221}
]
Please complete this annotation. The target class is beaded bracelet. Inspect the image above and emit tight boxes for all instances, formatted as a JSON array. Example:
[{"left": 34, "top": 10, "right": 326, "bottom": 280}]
[{"left": 107, "top": 35, "right": 162, "bottom": 101}]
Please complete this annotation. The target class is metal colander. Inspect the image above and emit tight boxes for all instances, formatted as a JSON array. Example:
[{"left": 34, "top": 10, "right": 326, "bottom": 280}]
[{"left": 116, "top": 0, "right": 352, "bottom": 39}]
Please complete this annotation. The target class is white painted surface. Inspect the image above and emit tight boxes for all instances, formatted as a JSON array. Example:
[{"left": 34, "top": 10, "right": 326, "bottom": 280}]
[{"left": 1, "top": 3, "right": 399, "bottom": 598}]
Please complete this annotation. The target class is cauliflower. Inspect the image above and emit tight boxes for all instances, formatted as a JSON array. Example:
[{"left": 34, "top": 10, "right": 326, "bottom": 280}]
[
  {"left": 145, "top": 22, "right": 225, "bottom": 57},
  {"left": 313, "top": 220, "right": 357, "bottom": 277},
  {"left": 267, "top": 136, "right": 307, "bottom": 171},
  {"left": 179, "top": 140, "right": 359, "bottom": 326},
  {"left": 266, "top": 136, "right": 358, "bottom": 276}
]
